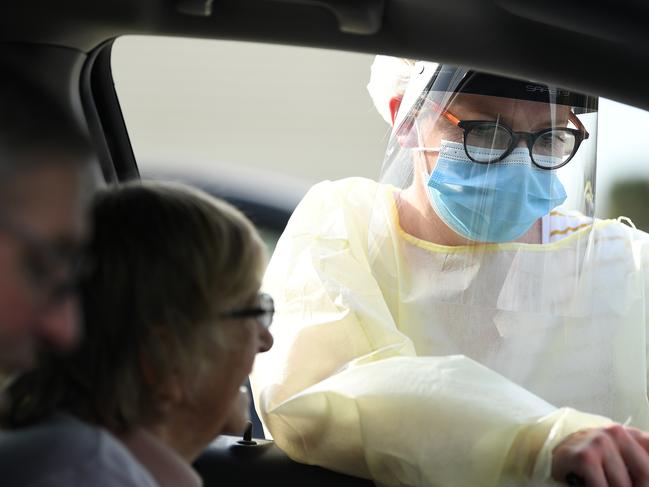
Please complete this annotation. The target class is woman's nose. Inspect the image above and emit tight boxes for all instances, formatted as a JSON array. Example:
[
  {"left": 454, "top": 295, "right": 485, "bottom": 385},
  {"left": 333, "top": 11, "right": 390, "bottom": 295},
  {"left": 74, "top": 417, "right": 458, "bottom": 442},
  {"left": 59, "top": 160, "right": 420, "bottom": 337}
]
[{"left": 258, "top": 324, "right": 273, "bottom": 353}]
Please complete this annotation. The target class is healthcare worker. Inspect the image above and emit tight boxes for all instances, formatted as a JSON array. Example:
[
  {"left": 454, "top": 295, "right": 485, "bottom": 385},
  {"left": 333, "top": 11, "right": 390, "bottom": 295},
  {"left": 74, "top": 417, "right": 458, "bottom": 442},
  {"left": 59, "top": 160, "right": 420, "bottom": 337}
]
[{"left": 251, "top": 56, "right": 649, "bottom": 486}]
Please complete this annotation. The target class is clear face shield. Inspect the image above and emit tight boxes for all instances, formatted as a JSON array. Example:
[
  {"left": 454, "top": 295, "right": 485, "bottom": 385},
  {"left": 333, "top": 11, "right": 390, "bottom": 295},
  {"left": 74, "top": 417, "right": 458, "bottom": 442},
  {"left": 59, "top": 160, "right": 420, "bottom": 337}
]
[
  {"left": 380, "top": 63, "right": 598, "bottom": 245},
  {"left": 365, "top": 64, "right": 648, "bottom": 422}
]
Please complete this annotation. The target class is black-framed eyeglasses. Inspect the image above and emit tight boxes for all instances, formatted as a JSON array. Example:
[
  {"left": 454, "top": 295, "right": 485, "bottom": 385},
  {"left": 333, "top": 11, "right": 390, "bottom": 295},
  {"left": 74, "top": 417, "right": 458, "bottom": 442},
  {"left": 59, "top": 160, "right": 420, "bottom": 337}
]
[
  {"left": 0, "top": 216, "right": 87, "bottom": 304},
  {"left": 428, "top": 102, "right": 590, "bottom": 170},
  {"left": 219, "top": 292, "right": 275, "bottom": 329}
]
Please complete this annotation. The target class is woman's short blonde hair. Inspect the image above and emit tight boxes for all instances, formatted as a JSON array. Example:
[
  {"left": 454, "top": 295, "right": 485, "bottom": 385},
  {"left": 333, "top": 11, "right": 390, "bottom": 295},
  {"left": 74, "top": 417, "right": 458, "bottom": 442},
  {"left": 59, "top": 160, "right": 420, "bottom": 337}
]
[{"left": 4, "top": 181, "right": 267, "bottom": 432}]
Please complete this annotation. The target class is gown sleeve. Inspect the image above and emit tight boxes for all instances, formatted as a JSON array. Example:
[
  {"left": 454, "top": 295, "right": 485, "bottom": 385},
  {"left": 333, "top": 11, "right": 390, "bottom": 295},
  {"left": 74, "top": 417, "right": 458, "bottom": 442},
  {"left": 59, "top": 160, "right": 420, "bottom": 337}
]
[{"left": 250, "top": 178, "right": 612, "bottom": 487}]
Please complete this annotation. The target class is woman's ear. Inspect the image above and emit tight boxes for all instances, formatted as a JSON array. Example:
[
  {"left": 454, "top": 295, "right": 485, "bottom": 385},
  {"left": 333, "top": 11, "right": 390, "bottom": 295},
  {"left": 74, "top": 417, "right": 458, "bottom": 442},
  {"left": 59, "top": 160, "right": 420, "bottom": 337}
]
[
  {"left": 156, "top": 373, "right": 184, "bottom": 413},
  {"left": 139, "top": 330, "right": 184, "bottom": 412}
]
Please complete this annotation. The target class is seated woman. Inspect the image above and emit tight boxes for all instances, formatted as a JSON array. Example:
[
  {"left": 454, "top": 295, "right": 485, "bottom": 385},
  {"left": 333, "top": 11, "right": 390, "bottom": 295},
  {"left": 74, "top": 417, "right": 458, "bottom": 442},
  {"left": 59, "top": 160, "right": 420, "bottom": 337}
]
[{"left": 2, "top": 181, "right": 274, "bottom": 486}]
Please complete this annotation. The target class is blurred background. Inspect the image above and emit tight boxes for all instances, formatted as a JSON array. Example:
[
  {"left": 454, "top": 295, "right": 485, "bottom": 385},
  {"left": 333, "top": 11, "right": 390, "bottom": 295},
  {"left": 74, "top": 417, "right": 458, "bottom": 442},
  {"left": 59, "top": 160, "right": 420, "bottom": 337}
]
[{"left": 112, "top": 36, "right": 649, "bottom": 235}]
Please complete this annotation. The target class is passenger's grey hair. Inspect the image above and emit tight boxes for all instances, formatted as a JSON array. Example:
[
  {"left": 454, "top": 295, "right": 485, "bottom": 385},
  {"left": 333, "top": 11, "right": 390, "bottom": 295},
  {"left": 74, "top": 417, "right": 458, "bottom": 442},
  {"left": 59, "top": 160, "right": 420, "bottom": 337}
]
[{"left": 3, "top": 181, "right": 267, "bottom": 432}]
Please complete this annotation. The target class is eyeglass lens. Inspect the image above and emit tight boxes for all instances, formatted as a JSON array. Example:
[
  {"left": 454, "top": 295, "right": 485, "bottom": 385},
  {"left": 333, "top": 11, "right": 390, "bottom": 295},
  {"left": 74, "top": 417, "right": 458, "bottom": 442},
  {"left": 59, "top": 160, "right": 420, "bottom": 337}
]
[
  {"left": 464, "top": 122, "right": 578, "bottom": 168},
  {"left": 258, "top": 293, "right": 275, "bottom": 328}
]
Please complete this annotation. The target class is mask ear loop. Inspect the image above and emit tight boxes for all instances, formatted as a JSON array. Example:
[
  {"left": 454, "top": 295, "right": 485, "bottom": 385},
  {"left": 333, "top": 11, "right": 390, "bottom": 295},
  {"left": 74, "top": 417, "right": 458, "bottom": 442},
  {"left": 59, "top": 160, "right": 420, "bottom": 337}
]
[
  {"left": 411, "top": 96, "right": 466, "bottom": 154},
  {"left": 411, "top": 115, "right": 440, "bottom": 154},
  {"left": 410, "top": 117, "right": 443, "bottom": 189}
]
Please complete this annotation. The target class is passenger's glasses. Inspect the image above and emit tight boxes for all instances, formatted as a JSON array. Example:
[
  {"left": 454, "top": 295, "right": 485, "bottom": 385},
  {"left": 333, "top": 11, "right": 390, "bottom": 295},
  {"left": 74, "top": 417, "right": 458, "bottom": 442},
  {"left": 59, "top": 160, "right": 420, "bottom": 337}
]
[{"left": 219, "top": 293, "right": 275, "bottom": 329}]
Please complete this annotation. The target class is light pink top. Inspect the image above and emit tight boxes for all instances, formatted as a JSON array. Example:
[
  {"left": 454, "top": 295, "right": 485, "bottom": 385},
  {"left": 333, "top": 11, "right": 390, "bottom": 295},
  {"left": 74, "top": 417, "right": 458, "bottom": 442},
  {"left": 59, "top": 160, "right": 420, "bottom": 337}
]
[{"left": 121, "top": 428, "right": 202, "bottom": 487}]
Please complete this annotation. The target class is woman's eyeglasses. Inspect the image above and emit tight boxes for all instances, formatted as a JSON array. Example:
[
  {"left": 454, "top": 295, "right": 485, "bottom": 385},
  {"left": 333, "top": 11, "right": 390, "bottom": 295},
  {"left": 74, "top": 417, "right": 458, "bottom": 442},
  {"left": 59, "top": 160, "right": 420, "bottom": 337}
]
[{"left": 219, "top": 293, "right": 275, "bottom": 329}]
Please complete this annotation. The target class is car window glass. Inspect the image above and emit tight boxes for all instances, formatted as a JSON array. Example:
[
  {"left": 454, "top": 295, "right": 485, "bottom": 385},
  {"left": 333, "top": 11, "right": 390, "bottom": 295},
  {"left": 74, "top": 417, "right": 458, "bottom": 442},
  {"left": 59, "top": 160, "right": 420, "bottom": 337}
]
[
  {"left": 112, "top": 36, "right": 649, "bottom": 233},
  {"left": 596, "top": 99, "right": 649, "bottom": 229}
]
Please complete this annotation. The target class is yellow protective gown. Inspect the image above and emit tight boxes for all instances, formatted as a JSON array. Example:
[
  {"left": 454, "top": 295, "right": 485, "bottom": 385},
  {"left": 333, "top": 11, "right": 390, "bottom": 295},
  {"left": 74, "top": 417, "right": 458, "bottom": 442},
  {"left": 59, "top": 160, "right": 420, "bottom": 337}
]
[{"left": 251, "top": 177, "right": 649, "bottom": 486}]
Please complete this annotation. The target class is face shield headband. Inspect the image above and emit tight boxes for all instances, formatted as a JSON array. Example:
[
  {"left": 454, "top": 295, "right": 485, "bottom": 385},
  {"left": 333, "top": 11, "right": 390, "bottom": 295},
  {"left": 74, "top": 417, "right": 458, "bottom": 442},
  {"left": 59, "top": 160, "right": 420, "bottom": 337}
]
[{"left": 393, "top": 64, "right": 598, "bottom": 134}]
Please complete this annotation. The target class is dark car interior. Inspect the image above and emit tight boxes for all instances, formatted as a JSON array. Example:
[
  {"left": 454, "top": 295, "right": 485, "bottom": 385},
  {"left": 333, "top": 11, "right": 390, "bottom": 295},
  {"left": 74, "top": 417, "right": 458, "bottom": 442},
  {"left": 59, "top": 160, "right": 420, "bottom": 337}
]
[{"left": 2, "top": 0, "right": 648, "bottom": 485}]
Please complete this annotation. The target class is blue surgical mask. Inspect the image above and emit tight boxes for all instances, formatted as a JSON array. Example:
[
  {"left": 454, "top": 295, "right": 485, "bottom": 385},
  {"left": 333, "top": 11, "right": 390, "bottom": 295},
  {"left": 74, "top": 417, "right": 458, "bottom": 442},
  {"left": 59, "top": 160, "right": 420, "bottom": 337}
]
[{"left": 425, "top": 140, "right": 567, "bottom": 243}]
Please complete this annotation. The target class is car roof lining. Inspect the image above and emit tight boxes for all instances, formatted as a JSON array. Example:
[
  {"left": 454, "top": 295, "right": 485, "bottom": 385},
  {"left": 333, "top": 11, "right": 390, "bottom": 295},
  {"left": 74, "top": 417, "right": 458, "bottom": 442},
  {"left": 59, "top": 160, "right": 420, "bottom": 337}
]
[{"left": 1, "top": 0, "right": 648, "bottom": 110}]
